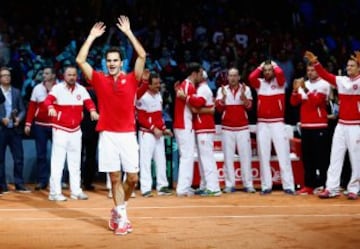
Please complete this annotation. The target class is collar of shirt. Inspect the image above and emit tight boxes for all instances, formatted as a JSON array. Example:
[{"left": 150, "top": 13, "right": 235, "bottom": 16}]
[{"left": 0, "top": 85, "right": 11, "bottom": 94}]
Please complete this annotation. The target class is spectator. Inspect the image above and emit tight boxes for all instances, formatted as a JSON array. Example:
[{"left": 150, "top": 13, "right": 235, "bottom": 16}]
[{"left": 0, "top": 66, "right": 30, "bottom": 193}]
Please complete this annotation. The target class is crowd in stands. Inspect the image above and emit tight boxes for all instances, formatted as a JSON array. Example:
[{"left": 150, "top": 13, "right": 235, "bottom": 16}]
[{"left": 1, "top": 0, "right": 360, "bottom": 126}]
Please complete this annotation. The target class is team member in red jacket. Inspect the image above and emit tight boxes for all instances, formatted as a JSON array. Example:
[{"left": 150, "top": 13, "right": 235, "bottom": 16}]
[
  {"left": 178, "top": 70, "right": 221, "bottom": 197},
  {"left": 24, "top": 67, "right": 57, "bottom": 190},
  {"left": 290, "top": 64, "right": 331, "bottom": 195},
  {"left": 173, "top": 62, "right": 203, "bottom": 197},
  {"left": 305, "top": 51, "right": 360, "bottom": 200},
  {"left": 76, "top": 16, "right": 146, "bottom": 235},
  {"left": 249, "top": 60, "right": 295, "bottom": 195},
  {"left": 136, "top": 72, "right": 173, "bottom": 197},
  {"left": 44, "top": 65, "right": 98, "bottom": 201},
  {"left": 216, "top": 67, "right": 255, "bottom": 194}
]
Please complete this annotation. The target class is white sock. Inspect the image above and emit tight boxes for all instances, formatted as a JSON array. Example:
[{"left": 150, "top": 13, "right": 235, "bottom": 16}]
[{"left": 116, "top": 204, "right": 127, "bottom": 220}]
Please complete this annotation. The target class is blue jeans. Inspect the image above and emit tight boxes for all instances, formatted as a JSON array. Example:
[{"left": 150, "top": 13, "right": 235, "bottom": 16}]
[
  {"left": 33, "top": 124, "right": 52, "bottom": 185},
  {"left": 0, "top": 128, "right": 24, "bottom": 187}
]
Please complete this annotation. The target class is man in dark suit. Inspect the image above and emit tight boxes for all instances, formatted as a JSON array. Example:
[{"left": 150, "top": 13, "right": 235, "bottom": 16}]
[{"left": 0, "top": 67, "right": 30, "bottom": 193}]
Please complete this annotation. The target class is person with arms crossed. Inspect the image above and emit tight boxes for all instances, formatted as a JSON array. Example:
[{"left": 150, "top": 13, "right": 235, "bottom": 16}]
[
  {"left": 76, "top": 16, "right": 146, "bottom": 235},
  {"left": 24, "top": 66, "right": 57, "bottom": 190},
  {"left": 44, "top": 65, "right": 98, "bottom": 201},
  {"left": 248, "top": 60, "right": 295, "bottom": 195},
  {"left": 304, "top": 50, "right": 360, "bottom": 200},
  {"left": 290, "top": 64, "right": 331, "bottom": 195},
  {"left": 215, "top": 67, "right": 255, "bottom": 194}
]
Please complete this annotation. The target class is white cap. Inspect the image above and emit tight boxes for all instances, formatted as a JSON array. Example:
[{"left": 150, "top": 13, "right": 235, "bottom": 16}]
[{"left": 202, "top": 70, "right": 208, "bottom": 80}]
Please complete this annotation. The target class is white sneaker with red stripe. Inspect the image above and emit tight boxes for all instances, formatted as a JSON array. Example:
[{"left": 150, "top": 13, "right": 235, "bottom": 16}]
[
  {"left": 108, "top": 208, "right": 132, "bottom": 235},
  {"left": 114, "top": 218, "right": 128, "bottom": 235}
]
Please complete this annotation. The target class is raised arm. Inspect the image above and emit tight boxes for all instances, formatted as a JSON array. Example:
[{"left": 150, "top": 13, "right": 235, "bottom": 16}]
[
  {"left": 116, "top": 16, "right": 146, "bottom": 81},
  {"left": 304, "top": 51, "right": 336, "bottom": 86},
  {"left": 248, "top": 63, "right": 264, "bottom": 89},
  {"left": 76, "top": 22, "right": 106, "bottom": 82},
  {"left": 271, "top": 61, "right": 286, "bottom": 87}
]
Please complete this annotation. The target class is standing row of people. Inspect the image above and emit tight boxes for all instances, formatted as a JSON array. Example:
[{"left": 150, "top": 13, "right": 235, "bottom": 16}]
[{"left": 173, "top": 60, "right": 297, "bottom": 197}]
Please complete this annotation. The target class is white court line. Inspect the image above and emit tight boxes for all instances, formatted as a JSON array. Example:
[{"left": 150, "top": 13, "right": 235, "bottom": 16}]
[
  {"left": 0, "top": 204, "right": 359, "bottom": 212},
  {"left": 0, "top": 204, "right": 360, "bottom": 212},
  {"left": 0, "top": 213, "right": 360, "bottom": 222}
]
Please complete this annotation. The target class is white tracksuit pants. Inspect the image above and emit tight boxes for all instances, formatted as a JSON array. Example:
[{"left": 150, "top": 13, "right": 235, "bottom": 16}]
[
  {"left": 49, "top": 129, "right": 83, "bottom": 196},
  {"left": 139, "top": 131, "right": 169, "bottom": 193},
  {"left": 222, "top": 129, "right": 254, "bottom": 189},
  {"left": 196, "top": 133, "right": 220, "bottom": 192},
  {"left": 326, "top": 124, "right": 360, "bottom": 194},
  {"left": 257, "top": 122, "right": 295, "bottom": 191},
  {"left": 174, "top": 128, "right": 195, "bottom": 195}
]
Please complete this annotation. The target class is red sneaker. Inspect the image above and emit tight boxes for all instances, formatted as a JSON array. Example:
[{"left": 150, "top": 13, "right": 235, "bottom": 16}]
[
  {"left": 318, "top": 189, "right": 340, "bottom": 199},
  {"left": 347, "top": 192, "right": 358, "bottom": 200},
  {"left": 127, "top": 220, "right": 133, "bottom": 233},
  {"left": 296, "top": 187, "right": 314, "bottom": 195}
]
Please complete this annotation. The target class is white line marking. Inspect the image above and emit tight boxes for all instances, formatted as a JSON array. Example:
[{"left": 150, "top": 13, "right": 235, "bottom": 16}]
[
  {"left": 0, "top": 204, "right": 359, "bottom": 212},
  {"left": 0, "top": 213, "right": 359, "bottom": 222}
]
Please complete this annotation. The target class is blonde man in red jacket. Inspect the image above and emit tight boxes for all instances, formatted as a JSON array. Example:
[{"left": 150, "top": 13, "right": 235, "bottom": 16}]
[
  {"left": 44, "top": 66, "right": 98, "bottom": 201},
  {"left": 290, "top": 64, "right": 331, "bottom": 195},
  {"left": 249, "top": 60, "right": 295, "bottom": 195}
]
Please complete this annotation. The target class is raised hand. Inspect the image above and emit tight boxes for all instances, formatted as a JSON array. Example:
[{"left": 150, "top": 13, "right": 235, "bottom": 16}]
[
  {"left": 271, "top": 60, "right": 278, "bottom": 67},
  {"left": 116, "top": 15, "right": 131, "bottom": 34},
  {"left": 351, "top": 50, "right": 360, "bottom": 64},
  {"left": 304, "top": 51, "right": 318, "bottom": 63},
  {"left": 89, "top": 22, "right": 106, "bottom": 38},
  {"left": 292, "top": 78, "right": 304, "bottom": 91},
  {"left": 141, "top": 69, "right": 150, "bottom": 81},
  {"left": 259, "top": 62, "right": 265, "bottom": 70}
]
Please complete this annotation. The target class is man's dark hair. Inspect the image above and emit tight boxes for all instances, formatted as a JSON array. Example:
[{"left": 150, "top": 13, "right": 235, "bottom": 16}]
[
  {"left": 185, "top": 62, "right": 201, "bottom": 77},
  {"left": 105, "top": 47, "right": 122, "bottom": 60},
  {"left": 43, "top": 66, "right": 56, "bottom": 75},
  {"left": 149, "top": 72, "right": 160, "bottom": 85},
  {"left": 63, "top": 65, "right": 77, "bottom": 73}
]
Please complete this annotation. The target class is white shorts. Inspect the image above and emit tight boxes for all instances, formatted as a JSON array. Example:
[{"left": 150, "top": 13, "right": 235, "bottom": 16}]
[{"left": 98, "top": 131, "right": 139, "bottom": 173}]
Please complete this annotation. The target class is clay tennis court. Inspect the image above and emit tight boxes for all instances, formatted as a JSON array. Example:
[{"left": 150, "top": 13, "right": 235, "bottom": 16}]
[{"left": 0, "top": 184, "right": 359, "bottom": 249}]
